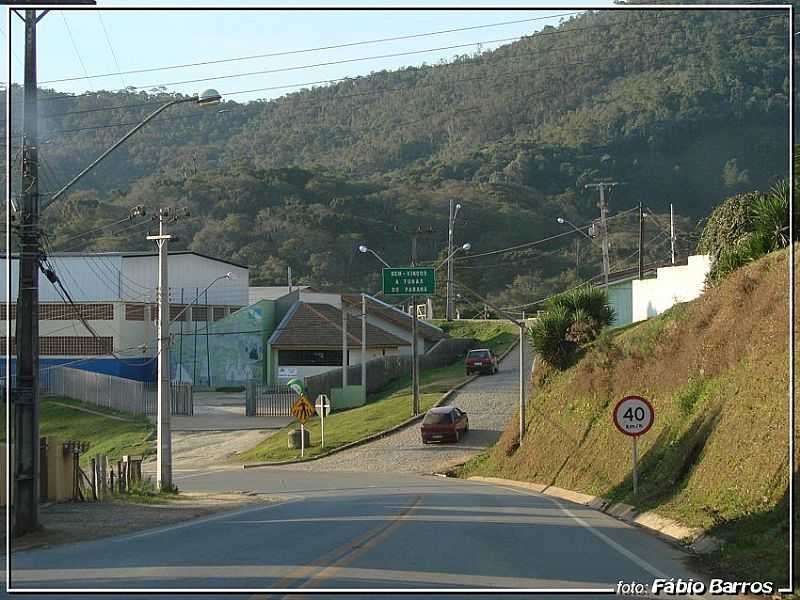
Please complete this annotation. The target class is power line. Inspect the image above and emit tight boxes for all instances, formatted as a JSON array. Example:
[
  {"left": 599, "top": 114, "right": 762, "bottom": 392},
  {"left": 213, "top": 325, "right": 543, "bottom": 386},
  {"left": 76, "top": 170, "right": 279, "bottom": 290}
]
[
  {"left": 96, "top": 11, "right": 127, "bottom": 90},
  {"left": 19, "top": 9, "right": 786, "bottom": 108},
  {"left": 59, "top": 12, "right": 96, "bottom": 92},
  {"left": 39, "top": 13, "right": 582, "bottom": 85},
  {"left": 457, "top": 207, "right": 641, "bottom": 261}
]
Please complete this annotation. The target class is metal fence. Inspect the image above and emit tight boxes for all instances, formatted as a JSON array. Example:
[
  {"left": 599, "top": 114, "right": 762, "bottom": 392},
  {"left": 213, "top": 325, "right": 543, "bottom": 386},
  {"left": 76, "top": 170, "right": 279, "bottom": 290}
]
[
  {"left": 2, "top": 367, "right": 193, "bottom": 416},
  {"left": 245, "top": 382, "right": 295, "bottom": 416}
]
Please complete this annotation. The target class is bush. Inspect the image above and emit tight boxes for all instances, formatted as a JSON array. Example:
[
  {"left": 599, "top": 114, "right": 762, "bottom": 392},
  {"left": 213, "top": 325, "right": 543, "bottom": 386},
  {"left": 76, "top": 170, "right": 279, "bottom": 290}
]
[{"left": 529, "top": 286, "right": 615, "bottom": 370}]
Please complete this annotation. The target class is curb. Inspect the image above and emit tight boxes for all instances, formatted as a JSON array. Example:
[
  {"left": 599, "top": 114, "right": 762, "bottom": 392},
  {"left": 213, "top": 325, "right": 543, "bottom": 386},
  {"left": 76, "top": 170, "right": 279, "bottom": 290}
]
[
  {"left": 467, "top": 476, "right": 721, "bottom": 555},
  {"left": 242, "top": 340, "right": 520, "bottom": 469}
]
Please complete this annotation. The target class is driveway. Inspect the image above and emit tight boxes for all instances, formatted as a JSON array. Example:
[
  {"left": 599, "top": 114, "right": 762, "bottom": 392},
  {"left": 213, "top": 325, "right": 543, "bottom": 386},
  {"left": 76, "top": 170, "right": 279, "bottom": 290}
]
[{"left": 280, "top": 341, "right": 532, "bottom": 474}]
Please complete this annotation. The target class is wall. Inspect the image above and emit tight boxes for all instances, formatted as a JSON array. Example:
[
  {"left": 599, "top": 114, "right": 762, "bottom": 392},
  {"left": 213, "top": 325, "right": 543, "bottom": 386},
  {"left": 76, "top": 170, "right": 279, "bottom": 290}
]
[
  {"left": 172, "top": 300, "right": 274, "bottom": 388},
  {"left": 304, "top": 337, "right": 475, "bottom": 402},
  {"left": 607, "top": 280, "right": 633, "bottom": 327},
  {"left": 631, "top": 255, "right": 711, "bottom": 322},
  {"left": 1, "top": 255, "right": 124, "bottom": 301}
]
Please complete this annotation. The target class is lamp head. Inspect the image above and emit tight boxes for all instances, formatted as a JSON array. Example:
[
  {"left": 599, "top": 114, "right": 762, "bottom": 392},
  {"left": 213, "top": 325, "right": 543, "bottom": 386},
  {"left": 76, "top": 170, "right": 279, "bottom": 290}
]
[
  {"left": 197, "top": 88, "right": 222, "bottom": 106},
  {"left": 461, "top": 243, "right": 471, "bottom": 251},
  {"left": 358, "top": 245, "right": 368, "bottom": 254},
  {"left": 224, "top": 272, "right": 233, "bottom": 279},
  {"left": 557, "top": 217, "right": 565, "bottom": 224}
]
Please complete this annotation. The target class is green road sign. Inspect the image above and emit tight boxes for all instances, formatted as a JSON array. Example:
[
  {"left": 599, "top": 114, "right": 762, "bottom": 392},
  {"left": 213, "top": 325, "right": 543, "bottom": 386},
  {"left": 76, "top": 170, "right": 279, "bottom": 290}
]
[{"left": 382, "top": 267, "right": 436, "bottom": 296}]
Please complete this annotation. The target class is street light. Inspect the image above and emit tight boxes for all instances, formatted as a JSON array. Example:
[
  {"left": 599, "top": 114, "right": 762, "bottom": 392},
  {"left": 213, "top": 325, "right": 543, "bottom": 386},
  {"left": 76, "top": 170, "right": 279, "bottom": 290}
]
[
  {"left": 45, "top": 90, "right": 223, "bottom": 208},
  {"left": 556, "top": 217, "right": 595, "bottom": 242},
  {"left": 436, "top": 242, "right": 471, "bottom": 270},
  {"left": 358, "top": 245, "right": 392, "bottom": 268},
  {"left": 446, "top": 202, "right": 463, "bottom": 321}
]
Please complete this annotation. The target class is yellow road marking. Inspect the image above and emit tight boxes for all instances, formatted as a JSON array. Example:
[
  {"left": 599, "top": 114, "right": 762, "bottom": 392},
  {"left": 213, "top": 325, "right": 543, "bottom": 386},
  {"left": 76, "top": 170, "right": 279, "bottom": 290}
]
[{"left": 249, "top": 495, "right": 422, "bottom": 599}]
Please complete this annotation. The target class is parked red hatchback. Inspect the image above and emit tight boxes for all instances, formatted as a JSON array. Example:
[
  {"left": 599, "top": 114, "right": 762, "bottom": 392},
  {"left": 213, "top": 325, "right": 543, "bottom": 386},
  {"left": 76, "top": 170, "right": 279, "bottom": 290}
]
[
  {"left": 465, "top": 348, "right": 498, "bottom": 376},
  {"left": 421, "top": 406, "right": 469, "bottom": 444}
]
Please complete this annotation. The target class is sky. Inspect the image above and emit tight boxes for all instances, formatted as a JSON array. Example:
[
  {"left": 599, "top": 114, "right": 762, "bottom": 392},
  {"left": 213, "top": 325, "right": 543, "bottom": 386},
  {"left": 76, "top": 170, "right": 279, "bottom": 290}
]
[{"left": 4, "top": 2, "right": 614, "bottom": 105}]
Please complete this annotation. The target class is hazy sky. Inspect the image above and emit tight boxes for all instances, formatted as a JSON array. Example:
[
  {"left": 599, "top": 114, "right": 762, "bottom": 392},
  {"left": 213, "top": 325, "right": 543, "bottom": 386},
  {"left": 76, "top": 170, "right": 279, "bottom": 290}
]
[{"left": 5, "top": 2, "right": 614, "bottom": 105}]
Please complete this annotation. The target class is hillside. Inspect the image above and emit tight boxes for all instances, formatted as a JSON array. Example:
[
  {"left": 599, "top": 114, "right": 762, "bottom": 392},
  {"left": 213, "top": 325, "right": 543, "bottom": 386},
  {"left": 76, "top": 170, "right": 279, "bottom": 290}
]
[
  {"left": 3, "top": 6, "right": 790, "bottom": 305},
  {"left": 461, "top": 247, "right": 796, "bottom": 584}
]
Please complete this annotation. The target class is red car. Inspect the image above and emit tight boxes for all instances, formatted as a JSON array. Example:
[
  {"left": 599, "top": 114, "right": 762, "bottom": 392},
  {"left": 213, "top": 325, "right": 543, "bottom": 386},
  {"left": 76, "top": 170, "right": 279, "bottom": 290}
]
[
  {"left": 465, "top": 348, "right": 498, "bottom": 376},
  {"left": 421, "top": 406, "right": 469, "bottom": 444}
]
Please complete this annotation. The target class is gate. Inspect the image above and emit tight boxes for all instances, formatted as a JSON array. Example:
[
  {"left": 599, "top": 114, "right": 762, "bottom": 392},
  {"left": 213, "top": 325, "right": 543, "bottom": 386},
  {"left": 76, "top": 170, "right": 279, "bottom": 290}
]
[{"left": 245, "top": 382, "right": 295, "bottom": 416}]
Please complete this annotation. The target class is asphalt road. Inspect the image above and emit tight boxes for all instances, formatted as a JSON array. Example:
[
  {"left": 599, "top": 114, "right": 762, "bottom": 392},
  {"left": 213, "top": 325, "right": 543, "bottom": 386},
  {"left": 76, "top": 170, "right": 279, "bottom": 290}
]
[{"left": 6, "top": 470, "right": 707, "bottom": 599}]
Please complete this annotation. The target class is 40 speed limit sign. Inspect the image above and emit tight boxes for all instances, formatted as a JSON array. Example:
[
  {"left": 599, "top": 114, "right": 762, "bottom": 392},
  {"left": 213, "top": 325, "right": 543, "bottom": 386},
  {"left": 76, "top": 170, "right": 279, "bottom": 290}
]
[{"left": 613, "top": 395, "right": 654, "bottom": 437}]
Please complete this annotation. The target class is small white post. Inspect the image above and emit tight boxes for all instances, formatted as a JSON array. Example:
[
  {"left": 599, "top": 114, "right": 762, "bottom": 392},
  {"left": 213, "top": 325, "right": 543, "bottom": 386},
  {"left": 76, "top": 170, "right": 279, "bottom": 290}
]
[
  {"left": 320, "top": 411, "right": 325, "bottom": 448},
  {"left": 300, "top": 423, "right": 305, "bottom": 457}
]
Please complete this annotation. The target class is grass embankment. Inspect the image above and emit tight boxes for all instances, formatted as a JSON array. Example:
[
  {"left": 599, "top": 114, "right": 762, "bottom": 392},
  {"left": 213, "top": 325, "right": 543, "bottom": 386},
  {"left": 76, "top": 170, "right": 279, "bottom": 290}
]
[
  {"left": 460, "top": 248, "right": 797, "bottom": 585},
  {"left": 433, "top": 320, "right": 518, "bottom": 356},
  {"left": 240, "top": 320, "right": 517, "bottom": 463},
  {"left": 41, "top": 396, "right": 155, "bottom": 467}
]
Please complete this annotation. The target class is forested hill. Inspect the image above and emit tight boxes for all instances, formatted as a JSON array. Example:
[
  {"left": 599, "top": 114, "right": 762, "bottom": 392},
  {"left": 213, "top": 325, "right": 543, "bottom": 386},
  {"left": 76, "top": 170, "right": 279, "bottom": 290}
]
[{"left": 4, "top": 6, "right": 790, "bottom": 308}]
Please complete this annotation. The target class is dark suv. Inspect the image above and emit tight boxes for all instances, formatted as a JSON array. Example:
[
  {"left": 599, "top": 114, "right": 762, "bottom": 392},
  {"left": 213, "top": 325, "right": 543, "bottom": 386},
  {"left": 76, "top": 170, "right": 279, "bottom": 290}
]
[{"left": 465, "top": 348, "right": 498, "bottom": 376}]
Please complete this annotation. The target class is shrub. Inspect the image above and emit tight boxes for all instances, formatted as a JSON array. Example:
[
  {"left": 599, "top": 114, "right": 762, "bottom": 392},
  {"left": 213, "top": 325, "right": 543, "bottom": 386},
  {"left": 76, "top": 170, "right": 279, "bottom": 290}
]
[{"left": 529, "top": 286, "right": 615, "bottom": 370}]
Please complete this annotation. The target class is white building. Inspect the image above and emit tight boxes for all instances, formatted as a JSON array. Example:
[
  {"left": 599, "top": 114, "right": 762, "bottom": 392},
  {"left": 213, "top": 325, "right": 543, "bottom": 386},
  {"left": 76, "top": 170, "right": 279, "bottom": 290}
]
[{"left": 2, "top": 251, "right": 249, "bottom": 381}]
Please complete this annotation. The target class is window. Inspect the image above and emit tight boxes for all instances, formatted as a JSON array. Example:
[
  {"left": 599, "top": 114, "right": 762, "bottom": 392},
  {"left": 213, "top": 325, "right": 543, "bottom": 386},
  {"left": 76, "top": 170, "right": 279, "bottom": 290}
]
[
  {"left": 192, "top": 305, "right": 209, "bottom": 321},
  {"left": 467, "top": 350, "right": 491, "bottom": 359},
  {"left": 423, "top": 412, "right": 453, "bottom": 425},
  {"left": 2, "top": 336, "right": 113, "bottom": 356},
  {"left": 125, "top": 304, "right": 146, "bottom": 321},
  {"left": 212, "top": 307, "right": 226, "bottom": 321},
  {"left": 278, "top": 349, "right": 343, "bottom": 366},
  {"left": 0, "top": 304, "right": 17, "bottom": 320},
  {"left": 170, "top": 305, "right": 187, "bottom": 321}
]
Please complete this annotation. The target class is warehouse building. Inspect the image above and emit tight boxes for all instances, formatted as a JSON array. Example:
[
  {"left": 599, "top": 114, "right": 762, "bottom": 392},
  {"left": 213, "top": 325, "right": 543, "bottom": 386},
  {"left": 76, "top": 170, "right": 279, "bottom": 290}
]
[{"left": 1, "top": 251, "right": 249, "bottom": 382}]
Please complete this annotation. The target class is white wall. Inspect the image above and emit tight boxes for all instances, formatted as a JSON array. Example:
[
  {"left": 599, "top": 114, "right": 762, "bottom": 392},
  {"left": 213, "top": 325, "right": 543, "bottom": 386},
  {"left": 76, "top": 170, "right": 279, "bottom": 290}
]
[
  {"left": 632, "top": 255, "right": 711, "bottom": 322},
  {"left": 122, "top": 254, "right": 248, "bottom": 306},
  {"left": 298, "top": 291, "right": 342, "bottom": 307},
  {"left": 1, "top": 255, "right": 124, "bottom": 302}
]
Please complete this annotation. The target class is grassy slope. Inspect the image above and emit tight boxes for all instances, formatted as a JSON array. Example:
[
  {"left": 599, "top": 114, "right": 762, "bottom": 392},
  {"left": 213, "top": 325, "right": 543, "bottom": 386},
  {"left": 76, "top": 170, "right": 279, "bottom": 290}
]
[
  {"left": 240, "top": 321, "right": 517, "bottom": 463},
  {"left": 461, "top": 248, "right": 797, "bottom": 585},
  {"left": 41, "top": 397, "right": 154, "bottom": 467},
  {"left": 433, "top": 320, "right": 518, "bottom": 356}
]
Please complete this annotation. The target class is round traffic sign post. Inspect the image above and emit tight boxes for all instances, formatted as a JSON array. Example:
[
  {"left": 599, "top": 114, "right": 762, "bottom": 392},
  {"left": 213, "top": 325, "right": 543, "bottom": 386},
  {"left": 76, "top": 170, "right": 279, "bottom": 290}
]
[
  {"left": 315, "top": 394, "right": 331, "bottom": 448},
  {"left": 612, "top": 396, "right": 654, "bottom": 497}
]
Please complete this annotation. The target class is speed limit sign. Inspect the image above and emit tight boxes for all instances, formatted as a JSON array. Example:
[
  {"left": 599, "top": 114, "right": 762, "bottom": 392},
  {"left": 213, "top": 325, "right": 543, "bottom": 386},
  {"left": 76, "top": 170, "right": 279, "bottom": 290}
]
[
  {"left": 613, "top": 395, "right": 654, "bottom": 497},
  {"left": 613, "top": 395, "right": 654, "bottom": 437}
]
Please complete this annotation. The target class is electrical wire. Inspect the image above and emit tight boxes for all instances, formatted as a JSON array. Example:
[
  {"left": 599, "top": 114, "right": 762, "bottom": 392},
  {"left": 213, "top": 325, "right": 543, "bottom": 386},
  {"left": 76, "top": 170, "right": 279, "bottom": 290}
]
[
  {"left": 19, "top": 9, "right": 786, "bottom": 109},
  {"left": 39, "top": 12, "right": 582, "bottom": 85},
  {"left": 96, "top": 11, "right": 127, "bottom": 90},
  {"left": 59, "top": 12, "right": 96, "bottom": 92},
  {"left": 456, "top": 207, "right": 641, "bottom": 262}
]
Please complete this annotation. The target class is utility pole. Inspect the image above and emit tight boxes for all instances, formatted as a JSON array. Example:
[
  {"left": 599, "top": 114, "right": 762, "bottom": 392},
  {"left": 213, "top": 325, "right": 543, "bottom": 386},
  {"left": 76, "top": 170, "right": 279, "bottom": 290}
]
[
  {"left": 13, "top": 8, "right": 42, "bottom": 537},
  {"left": 342, "top": 302, "right": 348, "bottom": 388},
  {"left": 585, "top": 182, "right": 619, "bottom": 287},
  {"left": 146, "top": 208, "right": 179, "bottom": 491},
  {"left": 361, "top": 294, "right": 367, "bottom": 405},
  {"left": 670, "top": 203, "right": 676, "bottom": 265},
  {"left": 411, "top": 236, "right": 420, "bottom": 416},
  {"left": 638, "top": 202, "right": 644, "bottom": 280},
  {"left": 445, "top": 201, "right": 461, "bottom": 321}
]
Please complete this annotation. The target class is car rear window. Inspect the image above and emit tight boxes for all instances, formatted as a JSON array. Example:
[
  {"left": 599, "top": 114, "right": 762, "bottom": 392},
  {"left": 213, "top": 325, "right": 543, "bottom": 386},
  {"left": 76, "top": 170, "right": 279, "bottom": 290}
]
[
  {"left": 468, "top": 350, "right": 491, "bottom": 359},
  {"left": 423, "top": 412, "right": 453, "bottom": 425}
]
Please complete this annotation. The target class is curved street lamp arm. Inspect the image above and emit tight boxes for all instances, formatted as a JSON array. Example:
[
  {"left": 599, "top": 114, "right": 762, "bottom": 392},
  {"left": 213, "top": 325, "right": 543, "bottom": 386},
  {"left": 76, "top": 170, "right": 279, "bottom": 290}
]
[
  {"left": 169, "top": 273, "right": 231, "bottom": 324},
  {"left": 44, "top": 95, "right": 197, "bottom": 209}
]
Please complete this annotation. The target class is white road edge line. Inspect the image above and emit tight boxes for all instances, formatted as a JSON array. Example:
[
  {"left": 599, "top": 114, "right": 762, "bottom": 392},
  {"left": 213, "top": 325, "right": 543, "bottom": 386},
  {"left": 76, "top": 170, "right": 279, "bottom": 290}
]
[
  {"left": 112, "top": 497, "right": 301, "bottom": 543},
  {"left": 485, "top": 482, "right": 671, "bottom": 578}
]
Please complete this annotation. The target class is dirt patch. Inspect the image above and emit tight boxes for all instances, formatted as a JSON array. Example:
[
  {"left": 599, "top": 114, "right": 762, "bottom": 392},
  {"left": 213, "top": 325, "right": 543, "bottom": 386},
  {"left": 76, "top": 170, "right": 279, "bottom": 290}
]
[{"left": 9, "top": 491, "right": 284, "bottom": 552}]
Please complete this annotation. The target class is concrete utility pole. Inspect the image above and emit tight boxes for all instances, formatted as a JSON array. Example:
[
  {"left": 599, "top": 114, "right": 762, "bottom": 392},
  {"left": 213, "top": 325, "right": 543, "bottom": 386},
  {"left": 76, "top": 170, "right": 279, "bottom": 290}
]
[
  {"left": 445, "top": 200, "right": 461, "bottom": 321},
  {"left": 670, "top": 203, "right": 676, "bottom": 265},
  {"left": 146, "top": 208, "right": 178, "bottom": 491},
  {"left": 638, "top": 202, "right": 644, "bottom": 280},
  {"left": 585, "top": 182, "right": 619, "bottom": 287},
  {"left": 342, "top": 302, "right": 348, "bottom": 388},
  {"left": 361, "top": 294, "right": 367, "bottom": 405},
  {"left": 14, "top": 8, "right": 42, "bottom": 537},
  {"left": 411, "top": 236, "right": 420, "bottom": 416}
]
